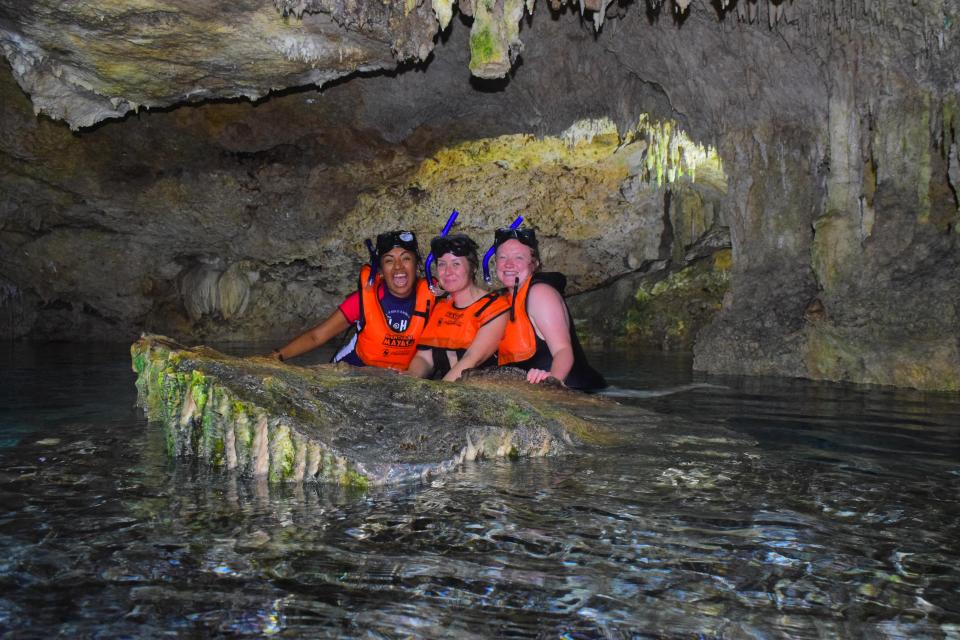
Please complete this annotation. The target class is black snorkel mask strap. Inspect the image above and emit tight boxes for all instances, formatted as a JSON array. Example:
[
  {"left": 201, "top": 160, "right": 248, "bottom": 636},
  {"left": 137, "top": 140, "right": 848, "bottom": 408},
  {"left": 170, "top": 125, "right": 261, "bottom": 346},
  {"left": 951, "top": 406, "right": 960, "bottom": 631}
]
[
  {"left": 482, "top": 215, "right": 524, "bottom": 285},
  {"left": 424, "top": 209, "right": 459, "bottom": 294},
  {"left": 364, "top": 238, "right": 378, "bottom": 287}
]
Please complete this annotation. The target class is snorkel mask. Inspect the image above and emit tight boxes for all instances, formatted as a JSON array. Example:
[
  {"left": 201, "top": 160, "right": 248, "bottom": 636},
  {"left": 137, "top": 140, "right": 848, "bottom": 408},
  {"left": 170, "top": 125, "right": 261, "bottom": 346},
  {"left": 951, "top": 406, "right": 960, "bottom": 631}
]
[
  {"left": 481, "top": 215, "right": 524, "bottom": 284},
  {"left": 423, "top": 210, "right": 459, "bottom": 293}
]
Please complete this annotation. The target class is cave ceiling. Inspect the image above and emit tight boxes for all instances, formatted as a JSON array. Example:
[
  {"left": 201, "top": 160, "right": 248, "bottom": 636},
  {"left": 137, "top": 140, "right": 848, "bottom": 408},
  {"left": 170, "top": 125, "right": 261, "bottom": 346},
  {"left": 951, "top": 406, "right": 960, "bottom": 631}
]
[{"left": 0, "top": 0, "right": 956, "bottom": 131}]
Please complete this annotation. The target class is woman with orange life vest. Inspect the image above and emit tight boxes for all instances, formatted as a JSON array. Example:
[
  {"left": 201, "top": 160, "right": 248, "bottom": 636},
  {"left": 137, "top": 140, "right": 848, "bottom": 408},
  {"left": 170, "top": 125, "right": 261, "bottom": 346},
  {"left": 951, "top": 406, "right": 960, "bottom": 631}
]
[
  {"left": 270, "top": 230, "right": 434, "bottom": 370},
  {"left": 407, "top": 233, "right": 511, "bottom": 381},
  {"left": 486, "top": 226, "right": 606, "bottom": 390}
]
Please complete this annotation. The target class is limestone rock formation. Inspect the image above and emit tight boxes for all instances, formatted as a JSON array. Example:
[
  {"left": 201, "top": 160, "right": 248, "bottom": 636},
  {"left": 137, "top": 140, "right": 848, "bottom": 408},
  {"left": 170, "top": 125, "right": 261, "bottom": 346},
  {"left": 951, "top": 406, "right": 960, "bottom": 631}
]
[
  {"left": 131, "top": 334, "right": 628, "bottom": 486},
  {"left": 0, "top": 0, "right": 438, "bottom": 130}
]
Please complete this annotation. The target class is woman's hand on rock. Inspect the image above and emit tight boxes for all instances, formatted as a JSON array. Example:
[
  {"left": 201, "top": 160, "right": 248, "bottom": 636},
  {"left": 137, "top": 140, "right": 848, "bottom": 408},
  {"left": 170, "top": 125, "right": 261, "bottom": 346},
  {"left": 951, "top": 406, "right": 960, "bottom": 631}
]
[{"left": 526, "top": 368, "right": 552, "bottom": 384}]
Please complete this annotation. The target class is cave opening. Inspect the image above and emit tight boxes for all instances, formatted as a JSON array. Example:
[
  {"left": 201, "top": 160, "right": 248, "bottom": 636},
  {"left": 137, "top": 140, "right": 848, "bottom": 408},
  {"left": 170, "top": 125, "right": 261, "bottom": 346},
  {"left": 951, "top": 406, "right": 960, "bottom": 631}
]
[{"left": 1, "top": 0, "right": 959, "bottom": 389}]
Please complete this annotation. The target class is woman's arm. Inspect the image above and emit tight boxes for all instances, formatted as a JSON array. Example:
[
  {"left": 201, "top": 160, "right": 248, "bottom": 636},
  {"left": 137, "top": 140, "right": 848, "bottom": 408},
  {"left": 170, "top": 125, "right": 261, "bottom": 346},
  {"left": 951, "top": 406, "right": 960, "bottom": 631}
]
[
  {"left": 526, "top": 283, "right": 573, "bottom": 384},
  {"left": 271, "top": 309, "right": 351, "bottom": 361},
  {"left": 443, "top": 313, "right": 508, "bottom": 382},
  {"left": 405, "top": 349, "right": 435, "bottom": 378}
]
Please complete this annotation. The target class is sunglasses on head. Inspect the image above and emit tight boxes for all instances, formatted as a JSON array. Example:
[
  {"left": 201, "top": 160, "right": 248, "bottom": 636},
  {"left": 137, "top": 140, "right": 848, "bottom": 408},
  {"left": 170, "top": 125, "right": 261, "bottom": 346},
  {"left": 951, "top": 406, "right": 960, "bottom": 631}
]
[
  {"left": 376, "top": 230, "right": 418, "bottom": 257},
  {"left": 430, "top": 235, "right": 478, "bottom": 258},
  {"left": 494, "top": 227, "right": 537, "bottom": 248}
]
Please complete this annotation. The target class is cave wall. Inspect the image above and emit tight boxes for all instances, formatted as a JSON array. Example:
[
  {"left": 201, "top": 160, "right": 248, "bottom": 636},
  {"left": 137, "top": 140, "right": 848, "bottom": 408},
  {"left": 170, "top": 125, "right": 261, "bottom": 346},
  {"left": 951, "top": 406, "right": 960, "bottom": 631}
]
[
  {"left": 0, "top": 7, "right": 761, "bottom": 344},
  {"left": 1, "top": 1, "right": 958, "bottom": 390},
  {"left": 694, "top": 4, "right": 960, "bottom": 389}
]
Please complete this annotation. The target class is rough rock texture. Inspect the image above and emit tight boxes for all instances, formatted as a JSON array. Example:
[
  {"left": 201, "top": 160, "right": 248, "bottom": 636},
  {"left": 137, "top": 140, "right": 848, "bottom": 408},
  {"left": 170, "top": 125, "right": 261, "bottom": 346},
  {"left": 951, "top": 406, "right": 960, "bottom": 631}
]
[
  {"left": 572, "top": 195, "right": 731, "bottom": 350},
  {"left": 0, "top": 0, "right": 438, "bottom": 129},
  {"left": 0, "top": 36, "right": 727, "bottom": 347},
  {"left": 692, "top": 4, "right": 960, "bottom": 390},
  {"left": 2, "top": 0, "right": 960, "bottom": 391},
  {"left": 132, "top": 334, "right": 629, "bottom": 486}
]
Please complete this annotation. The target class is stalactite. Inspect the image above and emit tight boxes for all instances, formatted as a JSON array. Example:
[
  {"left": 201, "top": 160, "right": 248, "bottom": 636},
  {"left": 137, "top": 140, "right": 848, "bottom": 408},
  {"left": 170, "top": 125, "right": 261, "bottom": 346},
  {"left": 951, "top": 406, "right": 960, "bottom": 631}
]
[
  {"left": 432, "top": 0, "right": 455, "bottom": 30},
  {"left": 272, "top": 0, "right": 954, "bottom": 83},
  {"left": 585, "top": 0, "right": 618, "bottom": 31},
  {"left": 771, "top": 1, "right": 784, "bottom": 26},
  {"left": 467, "top": 0, "right": 527, "bottom": 79},
  {"left": 631, "top": 115, "right": 720, "bottom": 186}
]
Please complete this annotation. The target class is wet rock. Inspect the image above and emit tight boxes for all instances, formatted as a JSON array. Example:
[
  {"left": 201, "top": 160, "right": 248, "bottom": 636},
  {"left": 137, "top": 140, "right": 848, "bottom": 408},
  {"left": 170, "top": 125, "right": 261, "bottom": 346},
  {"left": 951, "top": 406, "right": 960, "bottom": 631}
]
[{"left": 131, "top": 334, "right": 627, "bottom": 487}]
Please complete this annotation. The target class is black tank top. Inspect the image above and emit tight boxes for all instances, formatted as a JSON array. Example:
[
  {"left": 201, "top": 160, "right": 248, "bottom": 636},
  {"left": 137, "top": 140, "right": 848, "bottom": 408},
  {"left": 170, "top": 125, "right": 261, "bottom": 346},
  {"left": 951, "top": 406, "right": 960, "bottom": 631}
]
[{"left": 509, "top": 272, "right": 607, "bottom": 391}]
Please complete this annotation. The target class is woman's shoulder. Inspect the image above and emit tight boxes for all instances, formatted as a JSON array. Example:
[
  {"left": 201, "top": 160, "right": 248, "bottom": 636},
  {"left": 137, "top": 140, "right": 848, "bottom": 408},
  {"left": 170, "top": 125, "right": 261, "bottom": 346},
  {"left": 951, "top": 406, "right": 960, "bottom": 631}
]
[
  {"left": 531, "top": 271, "right": 567, "bottom": 294},
  {"left": 527, "top": 279, "right": 567, "bottom": 310}
]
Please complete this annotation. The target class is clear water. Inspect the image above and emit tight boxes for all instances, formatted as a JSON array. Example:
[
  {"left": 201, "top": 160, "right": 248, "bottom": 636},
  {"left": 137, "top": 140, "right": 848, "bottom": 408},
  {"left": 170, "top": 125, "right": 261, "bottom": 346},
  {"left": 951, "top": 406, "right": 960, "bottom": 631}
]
[{"left": 1, "top": 342, "right": 958, "bottom": 638}]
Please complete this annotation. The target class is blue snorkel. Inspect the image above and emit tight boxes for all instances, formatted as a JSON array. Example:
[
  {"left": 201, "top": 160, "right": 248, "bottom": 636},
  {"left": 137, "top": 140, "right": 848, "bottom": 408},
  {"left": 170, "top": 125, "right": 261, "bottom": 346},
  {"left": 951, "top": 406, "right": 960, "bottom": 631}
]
[
  {"left": 482, "top": 215, "right": 524, "bottom": 284},
  {"left": 364, "top": 238, "right": 378, "bottom": 287},
  {"left": 424, "top": 210, "right": 459, "bottom": 293}
]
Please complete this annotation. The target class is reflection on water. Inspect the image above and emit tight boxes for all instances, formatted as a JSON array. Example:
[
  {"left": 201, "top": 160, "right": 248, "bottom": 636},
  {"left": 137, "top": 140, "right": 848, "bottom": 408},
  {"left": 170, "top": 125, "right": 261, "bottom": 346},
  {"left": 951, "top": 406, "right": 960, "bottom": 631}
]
[{"left": 1, "top": 342, "right": 958, "bottom": 637}]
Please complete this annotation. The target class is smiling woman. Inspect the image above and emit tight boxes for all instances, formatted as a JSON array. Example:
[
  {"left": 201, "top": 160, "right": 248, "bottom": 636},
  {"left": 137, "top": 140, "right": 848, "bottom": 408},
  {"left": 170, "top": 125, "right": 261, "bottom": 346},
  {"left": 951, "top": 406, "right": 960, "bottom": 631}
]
[
  {"left": 407, "top": 233, "right": 510, "bottom": 381},
  {"left": 492, "top": 227, "right": 606, "bottom": 391},
  {"left": 270, "top": 230, "right": 435, "bottom": 370}
]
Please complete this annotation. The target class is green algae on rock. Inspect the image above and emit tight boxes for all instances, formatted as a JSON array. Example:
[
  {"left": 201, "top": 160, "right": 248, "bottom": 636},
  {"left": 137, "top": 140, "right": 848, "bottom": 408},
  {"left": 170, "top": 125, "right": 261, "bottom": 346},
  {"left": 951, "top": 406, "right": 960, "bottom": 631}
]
[
  {"left": 623, "top": 249, "right": 731, "bottom": 351},
  {"left": 131, "top": 334, "right": 625, "bottom": 487}
]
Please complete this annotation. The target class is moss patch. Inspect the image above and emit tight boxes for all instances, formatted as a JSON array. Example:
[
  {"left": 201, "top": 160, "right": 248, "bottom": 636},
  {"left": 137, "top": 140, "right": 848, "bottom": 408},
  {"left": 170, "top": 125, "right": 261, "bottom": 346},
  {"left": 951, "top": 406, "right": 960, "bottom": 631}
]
[
  {"left": 469, "top": 26, "right": 497, "bottom": 67},
  {"left": 622, "top": 250, "right": 731, "bottom": 350},
  {"left": 340, "top": 468, "right": 370, "bottom": 490}
]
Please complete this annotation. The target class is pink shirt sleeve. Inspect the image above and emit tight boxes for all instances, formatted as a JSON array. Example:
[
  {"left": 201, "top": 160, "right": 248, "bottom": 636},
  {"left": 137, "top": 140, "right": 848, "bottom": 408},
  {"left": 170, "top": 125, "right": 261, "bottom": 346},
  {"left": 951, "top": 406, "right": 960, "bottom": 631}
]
[
  {"left": 338, "top": 291, "right": 361, "bottom": 324},
  {"left": 337, "top": 286, "right": 386, "bottom": 324}
]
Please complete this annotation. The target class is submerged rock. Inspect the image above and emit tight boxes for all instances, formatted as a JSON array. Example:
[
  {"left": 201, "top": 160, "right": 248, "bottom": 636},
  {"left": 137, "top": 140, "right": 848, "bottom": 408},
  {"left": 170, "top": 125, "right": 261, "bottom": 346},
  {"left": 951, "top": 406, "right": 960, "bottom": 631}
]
[{"left": 131, "top": 334, "right": 625, "bottom": 487}]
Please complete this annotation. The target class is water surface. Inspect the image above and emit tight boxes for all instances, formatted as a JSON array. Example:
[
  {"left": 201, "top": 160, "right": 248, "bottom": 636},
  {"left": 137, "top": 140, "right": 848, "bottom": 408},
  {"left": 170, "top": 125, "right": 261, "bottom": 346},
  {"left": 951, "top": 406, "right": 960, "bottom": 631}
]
[{"left": 1, "top": 342, "right": 958, "bottom": 638}]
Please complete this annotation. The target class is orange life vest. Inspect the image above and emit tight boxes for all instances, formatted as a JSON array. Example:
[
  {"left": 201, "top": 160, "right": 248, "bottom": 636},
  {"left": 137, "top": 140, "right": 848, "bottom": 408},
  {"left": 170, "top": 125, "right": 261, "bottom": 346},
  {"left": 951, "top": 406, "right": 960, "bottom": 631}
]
[
  {"left": 354, "top": 264, "right": 434, "bottom": 370},
  {"left": 498, "top": 276, "right": 538, "bottom": 365},
  {"left": 418, "top": 290, "right": 510, "bottom": 351}
]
